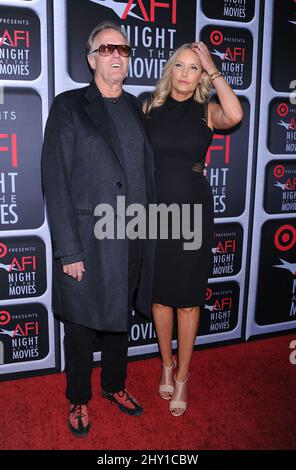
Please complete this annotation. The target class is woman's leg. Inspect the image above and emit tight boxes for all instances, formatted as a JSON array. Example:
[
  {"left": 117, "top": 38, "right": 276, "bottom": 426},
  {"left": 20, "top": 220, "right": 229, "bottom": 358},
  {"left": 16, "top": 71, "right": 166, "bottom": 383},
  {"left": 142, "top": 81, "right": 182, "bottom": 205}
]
[
  {"left": 152, "top": 303, "right": 174, "bottom": 366},
  {"left": 176, "top": 306, "right": 200, "bottom": 380},
  {"left": 152, "top": 303, "right": 175, "bottom": 399},
  {"left": 170, "top": 306, "right": 200, "bottom": 415}
]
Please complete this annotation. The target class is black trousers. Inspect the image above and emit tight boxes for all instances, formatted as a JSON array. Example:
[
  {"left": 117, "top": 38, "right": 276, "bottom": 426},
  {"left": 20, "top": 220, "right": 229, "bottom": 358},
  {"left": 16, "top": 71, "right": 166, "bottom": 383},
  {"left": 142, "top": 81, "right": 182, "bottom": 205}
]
[{"left": 63, "top": 240, "right": 142, "bottom": 405}]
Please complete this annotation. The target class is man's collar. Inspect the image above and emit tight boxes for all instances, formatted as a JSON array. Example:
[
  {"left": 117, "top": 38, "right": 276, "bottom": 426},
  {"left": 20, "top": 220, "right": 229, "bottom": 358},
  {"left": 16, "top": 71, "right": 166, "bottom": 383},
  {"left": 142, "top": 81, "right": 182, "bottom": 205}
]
[
  {"left": 84, "top": 80, "right": 102, "bottom": 102},
  {"left": 85, "top": 80, "right": 126, "bottom": 102}
]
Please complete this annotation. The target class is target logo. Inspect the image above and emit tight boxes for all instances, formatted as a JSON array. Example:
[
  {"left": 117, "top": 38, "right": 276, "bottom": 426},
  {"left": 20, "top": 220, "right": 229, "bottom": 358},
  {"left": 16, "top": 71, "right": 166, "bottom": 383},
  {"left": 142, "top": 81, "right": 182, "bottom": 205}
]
[
  {"left": 277, "top": 103, "right": 289, "bottom": 117},
  {"left": 205, "top": 287, "right": 213, "bottom": 301},
  {"left": 273, "top": 165, "right": 285, "bottom": 179},
  {"left": 0, "top": 243, "right": 7, "bottom": 258},
  {"left": 0, "top": 310, "right": 11, "bottom": 326},
  {"left": 274, "top": 225, "right": 296, "bottom": 251},
  {"left": 210, "top": 30, "right": 224, "bottom": 46}
]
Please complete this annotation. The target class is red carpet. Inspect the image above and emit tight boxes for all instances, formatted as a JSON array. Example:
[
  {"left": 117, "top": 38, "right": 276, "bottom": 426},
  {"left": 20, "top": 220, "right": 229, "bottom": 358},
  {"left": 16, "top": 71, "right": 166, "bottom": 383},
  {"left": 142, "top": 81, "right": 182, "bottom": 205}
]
[{"left": 1, "top": 333, "right": 296, "bottom": 450}]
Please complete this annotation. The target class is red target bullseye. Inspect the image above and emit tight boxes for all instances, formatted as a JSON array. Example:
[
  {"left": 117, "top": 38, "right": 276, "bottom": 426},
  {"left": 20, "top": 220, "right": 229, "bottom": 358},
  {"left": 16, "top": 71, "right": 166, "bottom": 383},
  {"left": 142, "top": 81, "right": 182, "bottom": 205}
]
[
  {"left": 274, "top": 225, "right": 296, "bottom": 251},
  {"left": 0, "top": 243, "right": 7, "bottom": 259},
  {"left": 206, "top": 287, "right": 213, "bottom": 301},
  {"left": 277, "top": 103, "right": 288, "bottom": 117},
  {"left": 273, "top": 165, "right": 285, "bottom": 178},
  {"left": 0, "top": 310, "right": 11, "bottom": 326},
  {"left": 210, "top": 30, "right": 223, "bottom": 46}
]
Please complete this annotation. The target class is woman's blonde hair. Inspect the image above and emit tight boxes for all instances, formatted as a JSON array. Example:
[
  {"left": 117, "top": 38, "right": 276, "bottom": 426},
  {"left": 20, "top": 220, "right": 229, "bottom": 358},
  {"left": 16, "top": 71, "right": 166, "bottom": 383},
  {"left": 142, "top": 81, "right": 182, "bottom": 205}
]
[{"left": 150, "top": 44, "right": 213, "bottom": 110}]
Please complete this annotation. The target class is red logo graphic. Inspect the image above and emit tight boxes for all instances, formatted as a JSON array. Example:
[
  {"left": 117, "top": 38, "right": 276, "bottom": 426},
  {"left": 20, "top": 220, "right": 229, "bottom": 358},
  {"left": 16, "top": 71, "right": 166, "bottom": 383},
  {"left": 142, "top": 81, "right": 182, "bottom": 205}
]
[
  {"left": 0, "top": 243, "right": 8, "bottom": 258},
  {"left": 223, "top": 47, "right": 245, "bottom": 62},
  {"left": 9, "top": 256, "right": 36, "bottom": 272},
  {"left": 214, "top": 240, "right": 236, "bottom": 254},
  {"left": 0, "top": 310, "right": 11, "bottom": 326},
  {"left": 95, "top": 0, "right": 177, "bottom": 24},
  {"left": 274, "top": 165, "right": 285, "bottom": 178},
  {"left": 0, "top": 30, "right": 30, "bottom": 48},
  {"left": 206, "top": 287, "right": 213, "bottom": 301},
  {"left": 283, "top": 177, "right": 296, "bottom": 190},
  {"left": 287, "top": 118, "right": 296, "bottom": 130},
  {"left": 210, "top": 30, "right": 224, "bottom": 46},
  {"left": 274, "top": 225, "right": 296, "bottom": 252},
  {"left": 277, "top": 103, "right": 289, "bottom": 117},
  {"left": 123, "top": 0, "right": 177, "bottom": 23},
  {"left": 0, "top": 133, "right": 18, "bottom": 167},
  {"left": 213, "top": 297, "right": 232, "bottom": 310},
  {"left": 13, "top": 321, "right": 39, "bottom": 337},
  {"left": 206, "top": 134, "right": 231, "bottom": 165}
]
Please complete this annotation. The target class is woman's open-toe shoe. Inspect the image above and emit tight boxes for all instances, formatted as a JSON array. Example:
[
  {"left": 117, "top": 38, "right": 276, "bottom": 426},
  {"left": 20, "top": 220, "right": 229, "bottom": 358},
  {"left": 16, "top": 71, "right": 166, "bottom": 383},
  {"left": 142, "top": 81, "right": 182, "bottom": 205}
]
[
  {"left": 159, "top": 359, "right": 176, "bottom": 400},
  {"left": 169, "top": 374, "right": 189, "bottom": 416}
]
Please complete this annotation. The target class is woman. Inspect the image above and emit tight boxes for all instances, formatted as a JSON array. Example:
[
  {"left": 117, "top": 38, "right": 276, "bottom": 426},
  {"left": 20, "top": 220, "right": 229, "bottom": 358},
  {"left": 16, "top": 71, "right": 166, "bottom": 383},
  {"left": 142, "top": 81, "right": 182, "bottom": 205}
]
[{"left": 145, "top": 42, "right": 243, "bottom": 416}]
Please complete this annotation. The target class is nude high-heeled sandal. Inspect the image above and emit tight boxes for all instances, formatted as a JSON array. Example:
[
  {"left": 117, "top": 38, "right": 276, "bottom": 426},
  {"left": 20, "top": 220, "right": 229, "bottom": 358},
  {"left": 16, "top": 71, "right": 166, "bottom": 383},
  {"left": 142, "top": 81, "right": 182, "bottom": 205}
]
[
  {"left": 169, "top": 374, "right": 189, "bottom": 416},
  {"left": 159, "top": 359, "right": 176, "bottom": 400}
]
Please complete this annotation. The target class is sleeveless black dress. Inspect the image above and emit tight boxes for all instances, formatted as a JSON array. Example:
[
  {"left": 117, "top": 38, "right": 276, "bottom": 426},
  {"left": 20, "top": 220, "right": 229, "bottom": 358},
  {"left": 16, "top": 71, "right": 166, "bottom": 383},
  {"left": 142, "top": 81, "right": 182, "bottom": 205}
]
[{"left": 146, "top": 95, "right": 214, "bottom": 307}]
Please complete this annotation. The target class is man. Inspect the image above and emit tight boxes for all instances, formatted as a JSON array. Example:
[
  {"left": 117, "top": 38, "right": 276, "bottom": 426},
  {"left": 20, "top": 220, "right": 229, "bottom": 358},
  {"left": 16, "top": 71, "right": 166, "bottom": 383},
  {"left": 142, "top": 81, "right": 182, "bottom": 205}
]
[{"left": 42, "top": 22, "right": 155, "bottom": 437}]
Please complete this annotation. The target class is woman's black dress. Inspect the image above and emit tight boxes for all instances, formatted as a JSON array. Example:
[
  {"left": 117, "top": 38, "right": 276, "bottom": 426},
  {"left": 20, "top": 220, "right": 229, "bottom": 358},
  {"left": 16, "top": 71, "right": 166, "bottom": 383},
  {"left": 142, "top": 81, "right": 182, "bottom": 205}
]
[{"left": 146, "top": 95, "right": 214, "bottom": 307}]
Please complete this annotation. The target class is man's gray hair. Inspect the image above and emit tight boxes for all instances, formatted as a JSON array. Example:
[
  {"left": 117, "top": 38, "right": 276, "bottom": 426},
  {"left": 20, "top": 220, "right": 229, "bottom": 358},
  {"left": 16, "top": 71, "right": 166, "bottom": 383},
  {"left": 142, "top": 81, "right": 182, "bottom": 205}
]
[{"left": 86, "top": 21, "right": 129, "bottom": 56}]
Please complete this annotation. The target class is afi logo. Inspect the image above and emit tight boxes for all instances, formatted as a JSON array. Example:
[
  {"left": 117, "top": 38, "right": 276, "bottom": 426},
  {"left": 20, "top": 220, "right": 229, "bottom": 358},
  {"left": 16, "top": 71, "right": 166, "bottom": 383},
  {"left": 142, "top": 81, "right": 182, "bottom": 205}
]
[
  {"left": 204, "top": 303, "right": 218, "bottom": 311},
  {"left": 206, "top": 134, "right": 231, "bottom": 165},
  {"left": 13, "top": 321, "right": 39, "bottom": 337},
  {"left": 90, "top": 0, "right": 177, "bottom": 24},
  {"left": 273, "top": 259, "right": 296, "bottom": 276},
  {"left": 282, "top": 177, "right": 296, "bottom": 190},
  {"left": 9, "top": 256, "right": 36, "bottom": 272},
  {"left": 213, "top": 240, "right": 236, "bottom": 254},
  {"left": 224, "top": 47, "right": 245, "bottom": 62},
  {"left": 212, "top": 297, "right": 232, "bottom": 311},
  {"left": 212, "top": 47, "right": 245, "bottom": 62},
  {"left": 274, "top": 178, "right": 296, "bottom": 191},
  {"left": 288, "top": 118, "right": 296, "bottom": 130},
  {"left": 285, "top": 177, "right": 296, "bottom": 190},
  {"left": 277, "top": 118, "right": 296, "bottom": 131},
  {"left": 0, "top": 133, "right": 18, "bottom": 167},
  {"left": 0, "top": 30, "right": 30, "bottom": 47}
]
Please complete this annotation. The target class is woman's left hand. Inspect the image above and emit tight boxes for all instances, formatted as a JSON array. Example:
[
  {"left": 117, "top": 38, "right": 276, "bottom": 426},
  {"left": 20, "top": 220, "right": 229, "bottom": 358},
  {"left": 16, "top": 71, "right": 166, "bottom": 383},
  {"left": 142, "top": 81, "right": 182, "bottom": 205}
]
[{"left": 192, "top": 42, "right": 218, "bottom": 76}]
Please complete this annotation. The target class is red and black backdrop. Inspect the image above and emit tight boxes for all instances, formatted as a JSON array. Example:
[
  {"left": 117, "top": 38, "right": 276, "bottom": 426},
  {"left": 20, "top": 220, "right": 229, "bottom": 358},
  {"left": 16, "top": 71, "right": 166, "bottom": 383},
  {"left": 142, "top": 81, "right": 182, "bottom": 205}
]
[{"left": 0, "top": 0, "right": 295, "bottom": 379}]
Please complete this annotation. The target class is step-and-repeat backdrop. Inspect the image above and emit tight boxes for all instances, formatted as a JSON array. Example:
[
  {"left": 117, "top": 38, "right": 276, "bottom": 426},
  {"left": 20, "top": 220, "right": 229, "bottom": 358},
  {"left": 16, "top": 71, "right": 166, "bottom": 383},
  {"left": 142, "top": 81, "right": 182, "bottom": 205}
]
[
  {"left": 246, "top": 0, "right": 296, "bottom": 338},
  {"left": 0, "top": 0, "right": 295, "bottom": 378}
]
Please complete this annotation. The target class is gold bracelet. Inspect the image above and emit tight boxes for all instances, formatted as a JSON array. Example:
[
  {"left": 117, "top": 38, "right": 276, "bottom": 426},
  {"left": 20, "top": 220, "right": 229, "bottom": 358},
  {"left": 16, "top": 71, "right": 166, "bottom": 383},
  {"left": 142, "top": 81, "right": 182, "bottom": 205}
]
[
  {"left": 209, "top": 70, "right": 219, "bottom": 78},
  {"left": 210, "top": 72, "right": 223, "bottom": 81}
]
